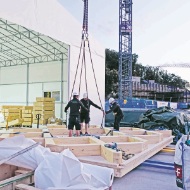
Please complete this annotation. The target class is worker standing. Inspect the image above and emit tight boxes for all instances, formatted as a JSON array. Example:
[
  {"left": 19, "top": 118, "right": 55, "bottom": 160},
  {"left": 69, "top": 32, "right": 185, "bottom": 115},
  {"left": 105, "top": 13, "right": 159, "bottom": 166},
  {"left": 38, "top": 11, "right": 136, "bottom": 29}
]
[
  {"left": 80, "top": 93, "right": 104, "bottom": 135},
  {"left": 105, "top": 98, "right": 124, "bottom": 131},
  {"left": 64, "top": 92, "right": 88, "bottom": 137}
]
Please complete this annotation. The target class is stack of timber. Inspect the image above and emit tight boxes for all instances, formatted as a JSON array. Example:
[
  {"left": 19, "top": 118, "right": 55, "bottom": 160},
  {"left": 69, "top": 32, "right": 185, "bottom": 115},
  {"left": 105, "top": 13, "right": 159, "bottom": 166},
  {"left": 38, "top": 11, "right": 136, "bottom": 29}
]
[
  {"left": 21, "top": 106, "right": 33, "bottom": 127},
  {"left": 33, "top": 97, "right": 55, "bottom": 125},
  {"left": 0, "top": 164, "right": 34, "bottom": 190},
  {"left": 0, "top": 105, "right": 23, "bottom": 127}
]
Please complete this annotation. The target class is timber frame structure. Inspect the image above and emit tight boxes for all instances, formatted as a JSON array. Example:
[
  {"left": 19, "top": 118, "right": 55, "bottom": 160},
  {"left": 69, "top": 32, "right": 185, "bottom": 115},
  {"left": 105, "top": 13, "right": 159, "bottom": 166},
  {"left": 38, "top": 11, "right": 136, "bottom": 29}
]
[{"left": 0, "top": 126, "right": 173, "bottom": 182}]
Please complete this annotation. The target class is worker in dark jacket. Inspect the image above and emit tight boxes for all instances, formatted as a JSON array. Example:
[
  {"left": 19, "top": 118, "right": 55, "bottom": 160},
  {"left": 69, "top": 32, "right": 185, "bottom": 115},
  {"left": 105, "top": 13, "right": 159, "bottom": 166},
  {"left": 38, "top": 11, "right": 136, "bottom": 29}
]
[
  {"left": 80, "top": 93, "right": 104, "bottom": 135},
  {"left": 105, "top": 98, "right": 124, "bottom": 131},
  {"left": 65, "top": 92, "right": 88, "bottom": 137}
]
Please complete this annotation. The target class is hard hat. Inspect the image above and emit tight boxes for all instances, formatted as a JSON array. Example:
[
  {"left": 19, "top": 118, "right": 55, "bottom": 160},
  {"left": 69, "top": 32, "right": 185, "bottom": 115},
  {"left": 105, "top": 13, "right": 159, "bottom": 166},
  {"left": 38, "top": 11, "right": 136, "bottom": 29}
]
[
  {"left": 109, "top": 98, "right": 115, "bottom": 104},
  {"left": 73, "top": 92, "right": 79, "bottom": 96},
  {"left": 83, "top": 93, "right": 88, "bottom": 98}
]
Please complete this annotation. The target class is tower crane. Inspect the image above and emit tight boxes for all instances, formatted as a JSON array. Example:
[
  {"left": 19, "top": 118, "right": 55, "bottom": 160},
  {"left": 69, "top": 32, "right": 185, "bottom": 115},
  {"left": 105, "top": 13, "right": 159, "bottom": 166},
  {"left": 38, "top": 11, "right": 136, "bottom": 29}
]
[
  {"left": 118, "top": 0, "right": 133, "bottom": 99},
  {"left": 157, "top": 63, "right": 190, "bottom": 68}
]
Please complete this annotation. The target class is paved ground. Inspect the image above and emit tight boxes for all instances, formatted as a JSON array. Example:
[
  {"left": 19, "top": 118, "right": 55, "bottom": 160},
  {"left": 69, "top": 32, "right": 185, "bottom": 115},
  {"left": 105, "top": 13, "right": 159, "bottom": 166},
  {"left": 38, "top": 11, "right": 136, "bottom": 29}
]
[{"left": 112, "top": 151, "right": 180, "bottom": 190}]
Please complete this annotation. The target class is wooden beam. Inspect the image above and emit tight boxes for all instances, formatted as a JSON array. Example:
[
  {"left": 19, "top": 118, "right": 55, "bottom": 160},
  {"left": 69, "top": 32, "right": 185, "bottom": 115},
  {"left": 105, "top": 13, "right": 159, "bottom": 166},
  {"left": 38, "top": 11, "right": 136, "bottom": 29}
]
[
  {"left": 47, "top": 144, "right": 101, "bottom": 157},
  {"left": 15, "top": 184, "right": 39, "bottom": 190},
  {"left": 52, "top": 137, "right": 90, "bottom": 145}
]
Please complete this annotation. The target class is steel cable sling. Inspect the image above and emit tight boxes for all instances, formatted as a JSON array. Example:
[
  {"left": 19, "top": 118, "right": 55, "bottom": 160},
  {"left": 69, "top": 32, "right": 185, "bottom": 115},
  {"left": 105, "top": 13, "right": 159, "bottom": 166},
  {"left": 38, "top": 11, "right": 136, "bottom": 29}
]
[{"left": 70, "top": 0, "right": 104, "bottom": 127}]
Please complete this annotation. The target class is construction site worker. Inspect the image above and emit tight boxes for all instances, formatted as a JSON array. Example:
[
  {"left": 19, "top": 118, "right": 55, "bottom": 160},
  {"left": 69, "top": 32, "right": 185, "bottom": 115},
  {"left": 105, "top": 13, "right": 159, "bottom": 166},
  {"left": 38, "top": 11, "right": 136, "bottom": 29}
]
[
  {"left": 105, "top": 98, "right": 124, "bottom": 131},
  {"left": 80, "top": 93, "right": 104, "bottom": 135},
  {"left": 64, "top": 92, "right": 88, "bottom": 137}
]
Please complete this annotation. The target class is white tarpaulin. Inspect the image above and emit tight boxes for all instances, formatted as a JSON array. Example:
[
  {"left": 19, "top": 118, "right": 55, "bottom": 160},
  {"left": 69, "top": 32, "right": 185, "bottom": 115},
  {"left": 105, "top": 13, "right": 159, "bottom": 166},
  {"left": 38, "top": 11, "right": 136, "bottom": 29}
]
[{"left": 0, "top": 136, "right": 114, "bottom": 190}]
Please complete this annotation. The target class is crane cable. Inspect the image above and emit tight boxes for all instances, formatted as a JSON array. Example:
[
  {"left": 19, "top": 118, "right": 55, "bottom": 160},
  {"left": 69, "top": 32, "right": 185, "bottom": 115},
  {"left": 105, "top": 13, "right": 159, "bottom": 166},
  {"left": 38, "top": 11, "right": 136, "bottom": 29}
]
[{"left": 70, "top": 0, "right": 104, "bottom": 127}]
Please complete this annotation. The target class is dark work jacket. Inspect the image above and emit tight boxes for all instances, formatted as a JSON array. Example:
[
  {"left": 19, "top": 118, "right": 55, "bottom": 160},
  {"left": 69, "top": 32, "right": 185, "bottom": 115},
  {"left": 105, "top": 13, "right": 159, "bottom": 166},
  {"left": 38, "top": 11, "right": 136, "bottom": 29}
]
[
  {"left": 106, "top": 102, "right": 124, "bottom": 117},
  {"left": 80, "top": 98, "right": 101, "bottom": 114},
  {"left": 65, "top": 98, "right": 87, "bottom": 116}
]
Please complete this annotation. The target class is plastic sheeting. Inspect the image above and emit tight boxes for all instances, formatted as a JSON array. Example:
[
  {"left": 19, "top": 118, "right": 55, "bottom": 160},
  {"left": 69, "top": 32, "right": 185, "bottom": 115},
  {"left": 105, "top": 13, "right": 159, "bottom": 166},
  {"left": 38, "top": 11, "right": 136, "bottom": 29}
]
[
  {"left": 138, "top": 106, "right": 190, "bottom": 143},
  {"left": 174, "top": 135, "right": 190, "bottom": 189},
  {"left": 0, "top": 136, "right": 114, "bottom": 190}
]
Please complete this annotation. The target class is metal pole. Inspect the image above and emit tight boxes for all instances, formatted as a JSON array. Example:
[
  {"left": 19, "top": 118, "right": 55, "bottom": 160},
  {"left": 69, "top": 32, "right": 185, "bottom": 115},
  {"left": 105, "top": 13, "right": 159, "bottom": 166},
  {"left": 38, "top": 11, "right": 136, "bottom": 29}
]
[
  {"left": 60, "top": 54, "right": 63, "bottom": 118},
  {"left": 26, "top": 62, "right": 29, "bottom": 105}
]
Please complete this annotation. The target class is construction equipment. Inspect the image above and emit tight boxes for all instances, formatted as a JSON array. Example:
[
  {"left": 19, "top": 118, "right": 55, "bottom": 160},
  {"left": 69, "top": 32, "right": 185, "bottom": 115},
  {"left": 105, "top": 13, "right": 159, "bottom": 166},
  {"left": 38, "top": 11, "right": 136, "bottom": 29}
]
[
  {"left": 104, "top": 142, "right": 134, "bottom": 160},
  {"left": 69, "top": 0, "right": 104, "bottom": 126},
  {"left": 104, "top": 142, "right": 118, "bottom": 151},
  {"left": 106, "top": 129, "right": 114, "bottom": 136},
  {"left": 36, "top": 114, "right": 41, "bottom": 128},
  {"left": 118, "top": 0, "right": 133, "bottom": 99}
]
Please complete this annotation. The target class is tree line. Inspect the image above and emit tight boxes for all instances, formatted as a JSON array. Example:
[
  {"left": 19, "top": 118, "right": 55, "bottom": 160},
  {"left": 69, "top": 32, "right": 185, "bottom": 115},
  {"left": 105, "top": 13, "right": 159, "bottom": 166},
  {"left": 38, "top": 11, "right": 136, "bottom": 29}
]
[{"left": 105, "top": 49, "right": 187, "bottom": 98}]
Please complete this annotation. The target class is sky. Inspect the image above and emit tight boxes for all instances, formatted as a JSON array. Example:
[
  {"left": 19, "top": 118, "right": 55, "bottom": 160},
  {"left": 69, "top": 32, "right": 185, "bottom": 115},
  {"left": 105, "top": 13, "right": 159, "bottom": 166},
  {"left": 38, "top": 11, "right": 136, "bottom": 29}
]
[{"left": 60, "top": 0, "right": 190, "bottom": 83}]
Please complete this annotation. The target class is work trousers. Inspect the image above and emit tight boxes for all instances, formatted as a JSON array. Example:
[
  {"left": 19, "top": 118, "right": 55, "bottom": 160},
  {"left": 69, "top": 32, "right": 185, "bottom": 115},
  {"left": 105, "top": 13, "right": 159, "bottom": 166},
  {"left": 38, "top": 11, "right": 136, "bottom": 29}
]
[{"left": 114, "top": 115, "right": 123, "bottom": 131}]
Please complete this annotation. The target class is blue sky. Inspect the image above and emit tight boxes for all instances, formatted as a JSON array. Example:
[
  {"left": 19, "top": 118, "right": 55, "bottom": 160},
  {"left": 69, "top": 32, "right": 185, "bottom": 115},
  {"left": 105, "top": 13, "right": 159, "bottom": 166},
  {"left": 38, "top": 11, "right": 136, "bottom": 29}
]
[{"left": 60, "top": 0, "right": 190, "bottom": 82}]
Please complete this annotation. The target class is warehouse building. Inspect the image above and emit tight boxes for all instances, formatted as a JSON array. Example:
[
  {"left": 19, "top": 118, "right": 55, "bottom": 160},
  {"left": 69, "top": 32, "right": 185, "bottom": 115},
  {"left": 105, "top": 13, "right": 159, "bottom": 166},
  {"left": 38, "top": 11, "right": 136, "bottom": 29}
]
[{"left": 0, "top": 0, "right": 105, "bottom": 125}]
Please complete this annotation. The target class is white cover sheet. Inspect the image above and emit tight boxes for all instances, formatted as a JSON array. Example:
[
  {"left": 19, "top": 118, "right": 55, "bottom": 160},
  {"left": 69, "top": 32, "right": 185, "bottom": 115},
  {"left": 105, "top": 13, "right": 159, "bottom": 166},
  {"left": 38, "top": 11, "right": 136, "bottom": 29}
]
[{"left": 0, "top": 136, "right": 114, "bottom": 190}]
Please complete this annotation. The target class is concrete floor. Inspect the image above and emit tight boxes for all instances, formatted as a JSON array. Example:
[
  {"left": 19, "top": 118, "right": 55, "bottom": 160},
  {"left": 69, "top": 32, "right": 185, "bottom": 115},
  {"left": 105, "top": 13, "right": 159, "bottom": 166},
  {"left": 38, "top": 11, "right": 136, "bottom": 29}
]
[{"left": 112, "top": 151, "right": 180, "bottom": 190}]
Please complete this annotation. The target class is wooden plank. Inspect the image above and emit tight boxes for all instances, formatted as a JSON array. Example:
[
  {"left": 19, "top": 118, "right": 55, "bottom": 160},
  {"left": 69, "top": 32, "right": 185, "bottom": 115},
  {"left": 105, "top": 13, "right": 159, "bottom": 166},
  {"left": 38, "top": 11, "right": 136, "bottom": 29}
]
[
  {"left": 36, "top": 97, "right": 55, "bottom": 102},
  {"left": 151, "top": 130, "right": 172, "bottom": 137},
  {"left": 0, "top": 171, "right": 34, "bottom": 187},
  {"left": 23, "top": 118, "right": 33, "bottom": 122},
  {"left": 52, "top": 137, "right": 89, "bottom": 145},
  {"left": 15, "top": 170, "right": 30, "bottom": 176},
  {"left": 48, "top": 128, "right": 68, "bottom": 136},
  {"left": 119, "top": 127, "right": 146, "bottom": 135},
  {"left": 22, "top": 110, "right": 32, "bottom": 114},
  {"left": 21, "top": 106, "right": 33, "bottom": 110},
  {"left": 33, "top": 102, "right": 55, "bottom": 107},
  {"left": 33, "top": 111, "right": 54, "bottom": 115},
  {"left": 79, "top": 156, "right": 120, "bottom": 168},
  {"left": 101, "top": 145, "right": 122, "bottom": 164},
  {"left": 22, "top": 114, "right": 32, "bottom": 118},
  {"left": 116, "top": 142, "right": 148, "bottom": 154},
  {"left": 83, "top": 127, "right": 105, "bottom": 135},
  {"left": 45, "top": 137, "right": 56, "bottom": 145},
  {"left": 100, "top": 136, "right": 145, "bottom": 143},
  {"left": 9, "top": 132, "right": 43, "bottom": 138},
  {"left": 12, "top": 129, "right": 42, "bottom": 133},
  {"left": 47, "top": 124, "right": 66, "bottom": 128},
  {"left": 31, "top": 138, "right": 45, "bottom": 147},
  {"left": 15, "top": 184, "right": 39, "bottom": 190},
  {"left": 47, "top": 144, "right": 101, "bottom": 156},
  {"left": 33, "top": 106, "right": 55, "bottom": 111},
  {"left": 0, "top": 164, "right": 17, "bottom": 181},
  {"left": 33, "top": 119, "right": 47, "bottom": 125}
]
